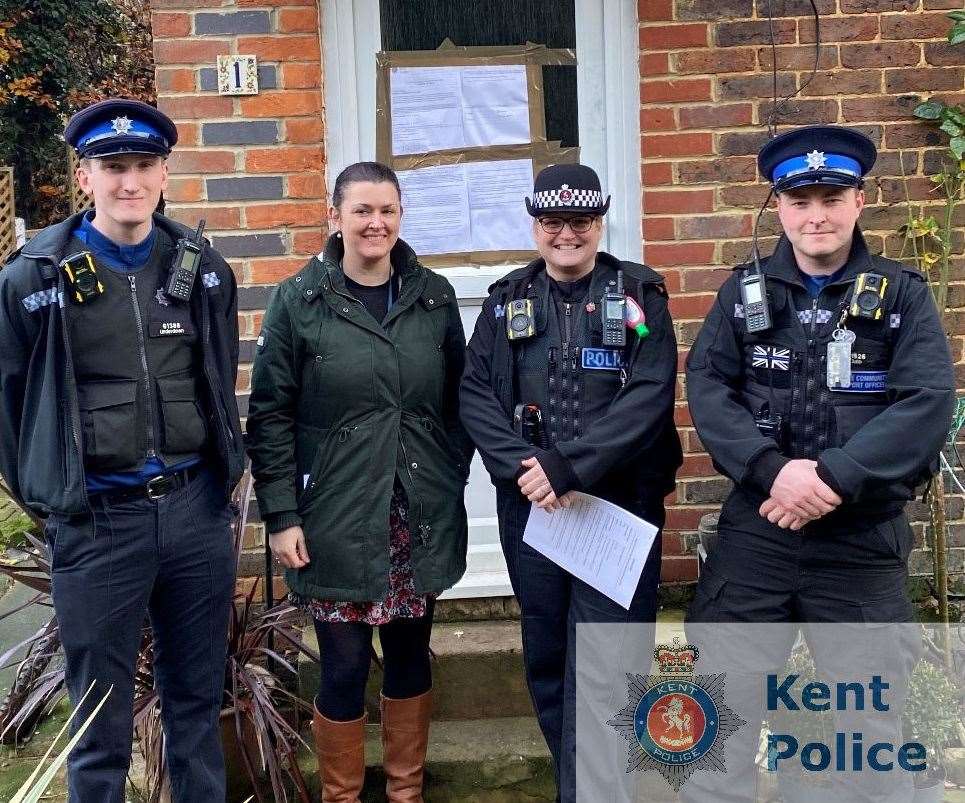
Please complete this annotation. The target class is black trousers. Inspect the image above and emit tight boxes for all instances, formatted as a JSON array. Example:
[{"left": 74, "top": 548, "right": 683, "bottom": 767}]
[
  {"left": 682, "top": 490, "right": 919, "bottom": 803},
  {"left": 49, "top": 469, "right": 236, "bottom": 803},
  {"left": 497, "top": 485, "right": 665, "bottom": 803}
]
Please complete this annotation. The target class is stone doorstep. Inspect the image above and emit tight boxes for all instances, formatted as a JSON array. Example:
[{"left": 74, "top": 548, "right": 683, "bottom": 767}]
[{"left": 298, "top": 620, "right": 532, "bottom": 723}]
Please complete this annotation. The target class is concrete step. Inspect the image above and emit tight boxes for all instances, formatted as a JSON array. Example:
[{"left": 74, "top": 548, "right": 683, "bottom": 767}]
[
  {"left": 298, "top": 619, "right": 532, "bottom": 723},
  {"left": 298, "top": 715, "right": 555, "bottom": 802}
]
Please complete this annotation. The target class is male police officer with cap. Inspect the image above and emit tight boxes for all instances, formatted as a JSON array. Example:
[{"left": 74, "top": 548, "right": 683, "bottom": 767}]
[
  {"left": 0, "top": 98, "right": 244, "bottom": 801},
  {"left": 682, "top": 126, "right": 955, "bottom": 801},
  {"left": 460, "top": 163, "right": 681, "bottom": 802}
]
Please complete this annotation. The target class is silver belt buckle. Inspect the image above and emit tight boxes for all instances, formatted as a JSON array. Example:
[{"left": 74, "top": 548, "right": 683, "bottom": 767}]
[{"left": 145, "top": 475, "right": 171, "bottom": 501}]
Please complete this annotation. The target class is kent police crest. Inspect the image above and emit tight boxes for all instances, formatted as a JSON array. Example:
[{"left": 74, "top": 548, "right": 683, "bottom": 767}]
[{"left": 607, "top": 637, "right": 745, "bottom": 791}]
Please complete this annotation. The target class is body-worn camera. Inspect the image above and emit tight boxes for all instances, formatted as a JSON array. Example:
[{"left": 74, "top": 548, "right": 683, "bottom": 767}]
[
  {"left": 506, "top": 298, "right": 536, "bottom": 341},
  {"left": 60, "top": 252, "right": 104, "bottom": 304},
  {"left": 849, "top": 272, "right": 888, "bottom": 321}
]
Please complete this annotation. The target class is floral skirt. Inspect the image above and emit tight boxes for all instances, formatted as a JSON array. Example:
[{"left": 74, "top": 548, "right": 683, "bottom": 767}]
[{"left": 291, "top": 480, "right": 430, "bottom": 626}]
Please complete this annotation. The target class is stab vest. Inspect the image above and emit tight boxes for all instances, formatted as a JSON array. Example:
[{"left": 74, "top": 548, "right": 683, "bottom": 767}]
[{"left": 65, "top": 231, "right": 208, "bottom": 474}]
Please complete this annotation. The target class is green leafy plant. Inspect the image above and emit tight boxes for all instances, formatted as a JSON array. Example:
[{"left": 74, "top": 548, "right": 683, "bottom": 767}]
[{"left": 903, "top": 658, "right": 960, "bottom": 783}]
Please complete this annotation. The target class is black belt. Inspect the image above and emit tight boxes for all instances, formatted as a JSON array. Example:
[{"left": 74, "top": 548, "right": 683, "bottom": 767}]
[{"left": 92, "top": 464, "right": 205, "bottom": 505}]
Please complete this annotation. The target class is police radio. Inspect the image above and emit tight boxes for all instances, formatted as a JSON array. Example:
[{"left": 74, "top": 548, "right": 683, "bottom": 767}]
[
  {"left": 60, "top": 252, "right": 104, "bottom": 304},
  {"left": 849, "top": 272, "right": 888, "bottom": 320},
  {"left": 740, "top": 266, "right": 772, "bottom": 333},
  {"left": 165, "top": 220, "right": 206, "bottom": 303},
  {"left": 601, "top": 270, "right": 627, "bottom": 347}
]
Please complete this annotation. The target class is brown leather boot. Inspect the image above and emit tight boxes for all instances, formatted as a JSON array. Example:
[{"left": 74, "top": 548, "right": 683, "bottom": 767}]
[
  {"left": 311, "top": 706, "right": 366, "bottom": 803},
  {"left": 380, "top": 689, "right": 432, "bottom": 802}
]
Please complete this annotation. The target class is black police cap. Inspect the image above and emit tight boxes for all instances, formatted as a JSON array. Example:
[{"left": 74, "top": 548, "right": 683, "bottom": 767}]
[
  {"left": 526, "top": 163, "right": 611, "bottom": 216},
  {"left": 65, "top": 98, "right": 178, "bottom": 159},
  {"left": 758, "top": 125, "right": 877, "bottom": 193}
]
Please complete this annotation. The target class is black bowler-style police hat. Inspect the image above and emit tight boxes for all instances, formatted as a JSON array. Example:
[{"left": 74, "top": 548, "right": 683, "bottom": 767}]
[
  {"left": 526, "top": 163, "right": 611, "bottom": 216},
  {"left": 65, "top": 98, "right": 178, "bottom": 159},
  {"left": 758, "top": 125, "right": 877, "bottom": 193}
]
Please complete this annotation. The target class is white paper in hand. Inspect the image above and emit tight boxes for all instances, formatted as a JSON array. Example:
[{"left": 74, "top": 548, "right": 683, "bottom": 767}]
[{"left": 522, "top": 493, "right": 659, "bottom": 609}]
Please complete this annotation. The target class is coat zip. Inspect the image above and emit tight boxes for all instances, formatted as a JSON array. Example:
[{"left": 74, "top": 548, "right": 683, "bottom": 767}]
[
  {"left": 399, "top": 435, "right": 429, "bottom": 546},
  {"left": 128, "top": 276, "right": 156, "bottom": 458},
  {"left": 562, "top": 302, "right": 572, "bottom": 439}
]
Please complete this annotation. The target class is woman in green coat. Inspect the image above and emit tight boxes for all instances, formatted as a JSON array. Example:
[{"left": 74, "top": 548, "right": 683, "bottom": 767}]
[{"left": 246, "top": 162, "right": 472, "bottom": 802}]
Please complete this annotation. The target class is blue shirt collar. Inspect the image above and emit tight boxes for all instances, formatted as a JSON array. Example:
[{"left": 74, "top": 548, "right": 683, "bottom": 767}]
[
  {"left": 799, "top": 265, "right": 847, "bottom": 298},
  {"left": 72, "top": 211, "right": 156, "bottom": 272}
]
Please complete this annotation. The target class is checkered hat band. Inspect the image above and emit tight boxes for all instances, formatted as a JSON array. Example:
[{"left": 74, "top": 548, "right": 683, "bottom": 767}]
[{"left": 532, "top": 188, "right": 603, "bottom": 210}]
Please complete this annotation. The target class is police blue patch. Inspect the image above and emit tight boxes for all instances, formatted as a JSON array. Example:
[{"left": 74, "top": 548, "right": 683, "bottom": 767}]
[
  {"left": 582, "top": 348, "right": 625, "bottom": 371},
  {"left": 835, "top": 370, "right": 887, "bottom": 393}
]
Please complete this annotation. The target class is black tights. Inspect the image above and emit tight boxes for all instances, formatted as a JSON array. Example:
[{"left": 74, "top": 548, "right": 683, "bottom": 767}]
[{"left": 313, "top": 599, "right": 435, "bottom": 722}]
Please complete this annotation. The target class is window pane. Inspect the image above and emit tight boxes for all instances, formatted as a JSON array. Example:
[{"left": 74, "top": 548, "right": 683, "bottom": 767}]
[{"left": 379, "top": 0, "right": 578, "bottom": 147}]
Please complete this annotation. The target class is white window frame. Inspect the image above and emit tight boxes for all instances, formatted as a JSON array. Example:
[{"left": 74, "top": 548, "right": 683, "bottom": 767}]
[{"left": 321, "top": 0, "right": 642, "bottom": 285}]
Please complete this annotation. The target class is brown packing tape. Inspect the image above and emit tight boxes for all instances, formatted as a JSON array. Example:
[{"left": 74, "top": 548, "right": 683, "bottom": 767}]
[
  {"left": 376, "top": 40, "right": 576, "bottom": 68},
  {"left": 527, "top": 63, "right": 546, "bottom": 143},
  {"left": 418, "top": 251, "right": 539, "bottom": 270}
]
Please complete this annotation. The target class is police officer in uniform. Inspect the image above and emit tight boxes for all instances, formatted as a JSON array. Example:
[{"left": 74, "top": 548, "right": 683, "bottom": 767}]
[
  {"left": 460, "top": 164, "right": 681, "bottom": 802},
  {"left": 683, "top": 126, "right": 955, "bottom": 801},
  {"left": 0, "top": 99, "right": 244, "bottom": 802}
]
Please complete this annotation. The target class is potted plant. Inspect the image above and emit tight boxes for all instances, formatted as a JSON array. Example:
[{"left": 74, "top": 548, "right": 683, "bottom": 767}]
[{"left": 903, "top": 657, "right": 960, "bottom": 803}]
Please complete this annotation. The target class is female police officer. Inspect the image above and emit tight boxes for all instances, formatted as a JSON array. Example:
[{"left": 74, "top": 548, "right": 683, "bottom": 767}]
[{"left": 460, "top": 163, "right": 681, "bottom": 802}]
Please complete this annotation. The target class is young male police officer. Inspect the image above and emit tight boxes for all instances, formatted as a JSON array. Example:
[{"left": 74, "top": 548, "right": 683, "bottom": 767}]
[
  {"left": 460, "top": 164, "right": 681, "bottom": 802},
  {"left": 683, "top": 126, "right": 955, "bottom": 801},
  {"left": 0, "top": 99, "right": 244, "bottom": 802}
]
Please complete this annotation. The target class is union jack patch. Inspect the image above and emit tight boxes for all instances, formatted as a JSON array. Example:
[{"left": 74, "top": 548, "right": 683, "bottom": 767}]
[{"left": 752, "top": 345, "right": 790, "bottom": 370}]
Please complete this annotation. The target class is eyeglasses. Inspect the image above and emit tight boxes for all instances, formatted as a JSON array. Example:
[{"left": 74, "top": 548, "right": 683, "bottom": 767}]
[{"left": 536, "top": 216, "right": 597, "bottom": 234}]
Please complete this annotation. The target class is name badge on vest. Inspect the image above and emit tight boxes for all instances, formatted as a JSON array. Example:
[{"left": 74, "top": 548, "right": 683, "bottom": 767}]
[
  {"left": 149, "top": 295, "right": 196, "bottom": 337},
  {"left": 581, "top": 347, "right": 624, "bottom": 371},
  {"left": 832, "top": 370, "right": 887, "bottom": 393}
]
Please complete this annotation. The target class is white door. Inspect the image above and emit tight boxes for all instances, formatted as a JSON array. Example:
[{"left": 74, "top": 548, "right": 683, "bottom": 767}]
[{"left": 322, "top": 0, "right": 641, "bottom": 598}]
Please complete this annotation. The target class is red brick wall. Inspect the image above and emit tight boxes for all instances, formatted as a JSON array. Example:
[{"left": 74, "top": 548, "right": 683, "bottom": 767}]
[{"left": 640, "top": 0, "right": 964, "bottom": 585}]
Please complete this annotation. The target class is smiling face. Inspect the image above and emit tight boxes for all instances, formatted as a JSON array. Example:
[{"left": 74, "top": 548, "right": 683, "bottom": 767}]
[
  {"left": 532, "top": 213, "right": 604, "bottom": 280},
  {"left": 776, "top": 184, "right": 865, "bottom": 273},
  {"left": 329, "top": 180, "right": 402, "bottom": 267},
  {"left": 76, "top": 153, "right": 167, "bottom": 244}
]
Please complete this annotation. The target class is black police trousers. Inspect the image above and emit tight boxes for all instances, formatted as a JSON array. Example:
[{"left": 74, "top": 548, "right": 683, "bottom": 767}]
[
  {"left": 682, "top": 489, "right": 919, "bottom": 803},
  {"left": 48, "top": 469, "right": 235, "bottom": 803},
  {"left": 496, "top": 482, "right": 664, "bottom": 803}
]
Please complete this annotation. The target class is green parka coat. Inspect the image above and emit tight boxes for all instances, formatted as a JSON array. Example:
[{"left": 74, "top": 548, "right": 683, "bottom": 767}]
[{"left": 246, "top": 234, "right": 472, "bottom": 601}]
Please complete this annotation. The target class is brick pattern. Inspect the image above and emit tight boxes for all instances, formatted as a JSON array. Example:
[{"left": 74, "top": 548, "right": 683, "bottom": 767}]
[
  {"left": 151, "top": 2, "right": 326, "bottom": 343},
  {"left": 152, "top": 3, "right": 325, "bottom": 601},
  {"left": 641, "top": 0, "right": 965, "bottom": 585}
]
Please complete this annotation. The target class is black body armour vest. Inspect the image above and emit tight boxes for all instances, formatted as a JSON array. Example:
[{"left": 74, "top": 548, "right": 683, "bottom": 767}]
[
  {"left": 66, "top": 231, "right": 208, "bottom": 474},
  {"left": 514, "top": 276, "right": 626, "bottom": 446}
]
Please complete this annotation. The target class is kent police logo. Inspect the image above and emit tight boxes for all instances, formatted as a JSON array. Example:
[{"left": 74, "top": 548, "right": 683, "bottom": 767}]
[{"left": 607, "top": 637, "right": 745, "bottom": 791}]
